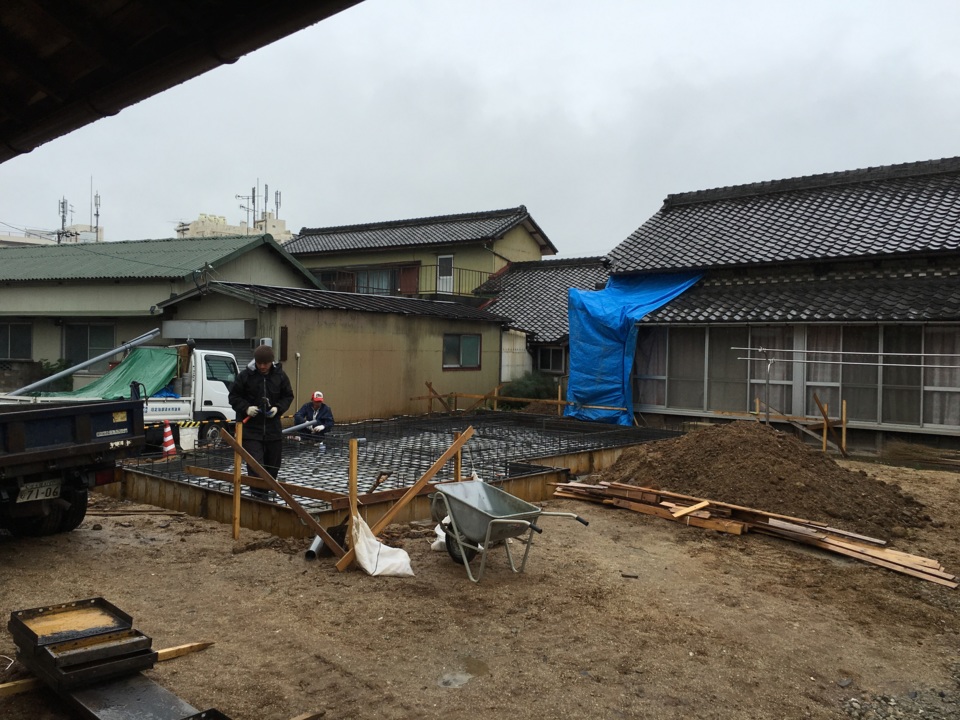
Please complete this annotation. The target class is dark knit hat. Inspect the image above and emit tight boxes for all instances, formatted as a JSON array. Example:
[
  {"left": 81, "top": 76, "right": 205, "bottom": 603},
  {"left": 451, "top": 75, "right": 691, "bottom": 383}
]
[{"left": 253, "top": 344, "right": 275, "bottom": 364}]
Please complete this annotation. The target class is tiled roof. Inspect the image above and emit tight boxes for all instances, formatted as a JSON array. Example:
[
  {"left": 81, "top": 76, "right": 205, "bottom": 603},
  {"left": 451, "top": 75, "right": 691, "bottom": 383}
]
[
  {"left": 608, "top": 157, "right": 960, "bottom": 273},
  {"left": 285, "top": 206, "right": 558, "bottom": 256},
  {"left": 479, "top": 257, "right": 609, "bottom": 342},
  {"left": 643, "top": 266, "right": 960, "bottom": 323},
  {"left": 0, "top": 234, "right": 297, "bottom": 282},
  {"left": 185, "top": 282, "right": 509, "bottom": 323}
]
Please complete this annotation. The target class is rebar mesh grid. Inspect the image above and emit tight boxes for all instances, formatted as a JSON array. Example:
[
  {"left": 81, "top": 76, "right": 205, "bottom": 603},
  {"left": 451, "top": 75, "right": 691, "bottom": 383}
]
[{"left": 126, "top": 412, "right": 678, "bottom": 511}]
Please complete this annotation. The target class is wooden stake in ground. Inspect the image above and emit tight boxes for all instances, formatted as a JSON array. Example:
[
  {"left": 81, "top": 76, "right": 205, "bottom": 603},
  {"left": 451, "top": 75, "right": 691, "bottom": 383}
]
[
  {"left": 347, "top": 438, "right": 359, "bottom": 546},
  {"left": 335, "top": 425, "right": 476, "bottom": 572},
  {"left": 219, "top": 431, "right": 346, "bottom": 557},
  {"left": 232, "top": 420, "right": 243, "bottom": 540}
]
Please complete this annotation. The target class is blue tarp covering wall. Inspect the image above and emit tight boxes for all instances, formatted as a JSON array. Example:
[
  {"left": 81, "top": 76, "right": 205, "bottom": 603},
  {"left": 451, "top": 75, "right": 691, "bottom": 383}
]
[{"left": 565, "top": 272, "right": 702, "bottom": 425}]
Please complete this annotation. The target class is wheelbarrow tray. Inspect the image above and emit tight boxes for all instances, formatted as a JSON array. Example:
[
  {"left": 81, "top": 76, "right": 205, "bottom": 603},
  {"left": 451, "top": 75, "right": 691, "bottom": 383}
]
[{"left": 433, "top": 481, "right": 541, "bottom": 546}]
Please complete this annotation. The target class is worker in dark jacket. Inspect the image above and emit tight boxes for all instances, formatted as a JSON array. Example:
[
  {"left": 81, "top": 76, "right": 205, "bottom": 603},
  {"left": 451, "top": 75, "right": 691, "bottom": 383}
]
[
  {"left": 228, "top": 344, "right": 293, "bottom": 499},
  {"left": 293, "top": 390, "right": 335, "bottom": 438}
]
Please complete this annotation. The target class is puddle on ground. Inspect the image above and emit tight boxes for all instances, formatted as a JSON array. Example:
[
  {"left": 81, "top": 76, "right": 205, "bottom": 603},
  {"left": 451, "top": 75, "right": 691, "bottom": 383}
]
[
  {"left": 438, "top": 672, "right": 472, "bottom": 688},
  {"left": 438, "top": 656, "right": 490, "bottom": 688}
]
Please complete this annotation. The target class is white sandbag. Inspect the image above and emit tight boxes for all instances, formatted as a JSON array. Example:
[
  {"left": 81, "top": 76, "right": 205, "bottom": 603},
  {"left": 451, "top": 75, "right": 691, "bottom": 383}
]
[
  {"left": 351, "top": 513, "right": 414, "bottom": 577},
  {"left": 431, "top": 517, "right": 448, "bottom": 551}
]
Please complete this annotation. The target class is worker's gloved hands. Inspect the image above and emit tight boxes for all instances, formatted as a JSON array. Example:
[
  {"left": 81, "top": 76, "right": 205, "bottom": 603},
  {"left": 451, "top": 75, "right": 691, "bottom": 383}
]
[
  {"left": 312, "top": 424, "right": 325, "bottom": 433},
  {"left": 267, "top": 407, "right": 278, "bottom": 418},
  {"left": 246, "top": 406, "right": 260, "bottom": 417}
]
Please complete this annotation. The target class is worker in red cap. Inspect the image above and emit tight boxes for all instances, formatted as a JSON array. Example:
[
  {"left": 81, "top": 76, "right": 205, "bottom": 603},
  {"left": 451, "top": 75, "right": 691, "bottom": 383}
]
[{"left": 294, "top": 390, "right": 335, "bottom": 438}]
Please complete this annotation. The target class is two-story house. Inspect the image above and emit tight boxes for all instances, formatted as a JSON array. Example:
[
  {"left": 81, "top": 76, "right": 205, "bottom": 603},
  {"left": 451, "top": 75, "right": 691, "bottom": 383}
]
[{"left": 284, "top": 206, "right": 557, "bottom": 304}]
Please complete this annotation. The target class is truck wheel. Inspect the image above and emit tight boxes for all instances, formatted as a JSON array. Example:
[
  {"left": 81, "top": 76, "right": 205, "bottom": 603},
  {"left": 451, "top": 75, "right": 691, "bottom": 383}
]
[
  {"left": 200, "top": 422, "right": 224, "bottom": 447},
  {"left": 7, "top": 502, "right": 64, "bottom": 537},
  {"left": 58, "top": 488, "right": 89, "bottom": 533}
]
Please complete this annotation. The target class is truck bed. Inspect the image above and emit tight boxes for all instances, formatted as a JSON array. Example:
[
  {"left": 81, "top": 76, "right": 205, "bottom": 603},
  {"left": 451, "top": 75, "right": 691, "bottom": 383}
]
[{"left": 0, "top": 398, "right": 146, "bottom": 477}]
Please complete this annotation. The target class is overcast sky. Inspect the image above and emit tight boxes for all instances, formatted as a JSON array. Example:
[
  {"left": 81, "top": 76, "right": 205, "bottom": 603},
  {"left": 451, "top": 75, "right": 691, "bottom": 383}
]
[{"left": 2, "top": 0, "right": 960, "bottom": 258}]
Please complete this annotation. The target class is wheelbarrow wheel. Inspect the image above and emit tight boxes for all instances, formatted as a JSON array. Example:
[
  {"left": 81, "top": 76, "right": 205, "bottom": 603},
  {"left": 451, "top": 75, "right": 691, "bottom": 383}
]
[{"left": 445, "top": 530, "right": 478, "bottom": 564}]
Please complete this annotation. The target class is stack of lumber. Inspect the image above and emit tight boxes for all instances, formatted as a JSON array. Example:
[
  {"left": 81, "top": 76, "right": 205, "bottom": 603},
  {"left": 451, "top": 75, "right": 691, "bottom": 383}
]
[{"left": 554, "top": 481, "right": 957, "bottom": 588}]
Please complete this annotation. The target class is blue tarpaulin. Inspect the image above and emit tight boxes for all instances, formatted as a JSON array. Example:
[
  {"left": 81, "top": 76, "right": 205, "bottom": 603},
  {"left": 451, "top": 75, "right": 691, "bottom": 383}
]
[{"left": 565, "top": 272, "right": 702, "bottom": 425}]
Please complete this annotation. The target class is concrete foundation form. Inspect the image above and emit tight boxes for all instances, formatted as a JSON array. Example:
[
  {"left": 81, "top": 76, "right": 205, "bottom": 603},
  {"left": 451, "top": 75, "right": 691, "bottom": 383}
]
[{"left": 112, "top": 412, "right": 679, "bottom": 538}]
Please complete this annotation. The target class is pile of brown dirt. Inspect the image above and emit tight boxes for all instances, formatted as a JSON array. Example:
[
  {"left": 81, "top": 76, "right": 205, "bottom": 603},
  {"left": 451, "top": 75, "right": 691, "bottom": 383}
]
[{"left": 593, "top": 421, "right": 929, "bottom": 540}]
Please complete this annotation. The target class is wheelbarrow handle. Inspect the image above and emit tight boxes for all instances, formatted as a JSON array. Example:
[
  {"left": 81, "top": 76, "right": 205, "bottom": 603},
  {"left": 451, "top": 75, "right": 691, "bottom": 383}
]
[
  {"left": 575, "top": 515, "right": 589, "bottom": 526},
  {"left": 528, "top": 522, "right": 543, "bottom": 534}
]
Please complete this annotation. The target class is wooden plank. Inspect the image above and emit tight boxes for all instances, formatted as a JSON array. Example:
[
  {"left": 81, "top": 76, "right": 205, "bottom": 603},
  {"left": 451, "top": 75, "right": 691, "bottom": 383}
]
[
  {"left": 335, "top": 426, "right": 476, "bottom": 571},
  {"left": 232, "top": 422, "right": 243, "bottom": 540},
  {"left": 424, "top": 382, "right": 452, "bottom": 412},
  {"left": 189, "top": 467, "right": 346, "bottom": 503},
  {"left": 765, "top": 517, "right": 886, "bottom": 546},
  {"left": 604, "top": 482, "right": 835, "bottom": 529},
  {"left": 609, "top": 498, "right": 746, "bottom": 535},
  {"left": 671, "top": 500, "right": 710, "bottom": 518},
  {"left": 754, "top": 526, "right": 957, "bottom": 587},
  {"left": 0, "top": 677, "right": 41, "bottom": 698},
  {"left": 219, "top": 431, "right": 345, "bottom": 558},
  {"left": 0, "top": 641, "right": 213, "bottom": 699}
]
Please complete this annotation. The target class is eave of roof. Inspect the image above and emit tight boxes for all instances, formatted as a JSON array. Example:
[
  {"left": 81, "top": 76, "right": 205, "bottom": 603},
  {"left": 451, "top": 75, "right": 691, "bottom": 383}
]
[
  {"left": 286, "top": 205, "right": 558, "bottom": 256},
  {"left": 642, "top": 267, "right": 960, "bottom": 324},
  {"left": 1, "top": 1, "right": 364, "bottom": 165},
  {"left": 161, "top": 282, "right": 510, "bottom": 324}
]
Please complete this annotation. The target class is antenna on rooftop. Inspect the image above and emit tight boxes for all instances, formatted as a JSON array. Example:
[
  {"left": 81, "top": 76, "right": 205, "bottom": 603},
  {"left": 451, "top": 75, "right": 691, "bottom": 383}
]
[{"left": 57, "top": 196, "right": 67, "bottom": 244}]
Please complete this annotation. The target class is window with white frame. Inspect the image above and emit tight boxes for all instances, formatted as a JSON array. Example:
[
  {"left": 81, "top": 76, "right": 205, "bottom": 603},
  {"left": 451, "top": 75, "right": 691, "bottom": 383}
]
[
  {"left": 0, "top": 323, "right": 32, "bottom": 360},
  {"left": 443, "top": 333, "right": 481, "bottom": 369}
]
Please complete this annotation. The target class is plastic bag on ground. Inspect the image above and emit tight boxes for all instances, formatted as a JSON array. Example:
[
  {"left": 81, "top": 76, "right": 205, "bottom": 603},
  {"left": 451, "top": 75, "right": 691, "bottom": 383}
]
[
  {"left": 351, "top": 512, "right": 414, "bottom": 577},
  {"left": 431, "top": 517, "right": 448, "bottom": 552}
]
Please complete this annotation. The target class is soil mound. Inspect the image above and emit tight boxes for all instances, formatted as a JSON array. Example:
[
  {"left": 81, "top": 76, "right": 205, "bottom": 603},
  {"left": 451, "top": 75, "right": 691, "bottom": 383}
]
[{"left": 593, "top": 421, "right": 928, "bottom": 540}]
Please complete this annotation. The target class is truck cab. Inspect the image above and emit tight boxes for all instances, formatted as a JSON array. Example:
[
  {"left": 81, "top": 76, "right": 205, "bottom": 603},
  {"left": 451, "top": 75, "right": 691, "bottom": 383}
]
[{"left": 191, "top": 350, "right": 238, "bottom": 419}]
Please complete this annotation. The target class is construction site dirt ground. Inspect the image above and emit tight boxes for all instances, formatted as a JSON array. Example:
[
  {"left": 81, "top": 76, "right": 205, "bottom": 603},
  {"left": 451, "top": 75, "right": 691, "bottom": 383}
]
[{"left": 2, "top": 422, "right": 960, "bottom": 720}]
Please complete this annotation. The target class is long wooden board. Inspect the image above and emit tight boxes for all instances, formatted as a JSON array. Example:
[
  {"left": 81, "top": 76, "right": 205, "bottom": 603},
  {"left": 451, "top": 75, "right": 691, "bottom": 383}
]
[{"left": 0, "top": 641, "right": 213, "bottom": 699}]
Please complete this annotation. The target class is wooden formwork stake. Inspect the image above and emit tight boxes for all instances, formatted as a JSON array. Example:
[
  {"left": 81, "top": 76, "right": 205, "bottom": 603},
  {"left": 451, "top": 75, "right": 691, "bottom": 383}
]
[
  {"left": 454, "top": 431, "right": 462, "bottom": 481},
  {"left": 219, "top": 430, "right": 345, "bottom": 557},
  {"left": 348, "top": 438, "right": 359, "bottom": 546},
  {"left": 822, "top": 402, "right": 828, "bottom": 453},
  {"left": 336, "top": 426, "right": 476, "bottom": 572},
  {"left": 842, "top": 400, "right": 847, "bottom": 454},
  {"left": 232, "top": 421, "right": 243, "bottom": 540}
]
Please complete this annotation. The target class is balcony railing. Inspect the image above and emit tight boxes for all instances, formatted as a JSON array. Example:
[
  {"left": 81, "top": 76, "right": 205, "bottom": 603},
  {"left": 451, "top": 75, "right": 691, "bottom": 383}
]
[{"left": 317, "top": 265, "right": 492, "bottom": 299}]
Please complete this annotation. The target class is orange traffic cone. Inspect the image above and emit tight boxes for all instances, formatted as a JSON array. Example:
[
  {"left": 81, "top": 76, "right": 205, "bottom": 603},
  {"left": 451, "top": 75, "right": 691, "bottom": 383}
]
[{"left": 161, "top": 420, "right": 177, "bottom": 457}]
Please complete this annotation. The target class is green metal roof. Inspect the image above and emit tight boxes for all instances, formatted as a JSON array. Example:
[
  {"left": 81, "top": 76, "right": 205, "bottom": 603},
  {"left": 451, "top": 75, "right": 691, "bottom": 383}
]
[{"left": 0, "top": 234, "right": 309, "bottom": 282}]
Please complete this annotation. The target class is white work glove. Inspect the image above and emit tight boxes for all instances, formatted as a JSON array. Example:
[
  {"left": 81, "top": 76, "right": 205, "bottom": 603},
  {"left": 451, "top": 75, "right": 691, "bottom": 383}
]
[
  {"left": 312, "top": 424, "right": 325, "bottom": 433},
  {"left": 246, "top": 406, "right": 260, "bottom": 417},
  {"left": 267, "top": 407, "right": 278, "bottom": 418}
]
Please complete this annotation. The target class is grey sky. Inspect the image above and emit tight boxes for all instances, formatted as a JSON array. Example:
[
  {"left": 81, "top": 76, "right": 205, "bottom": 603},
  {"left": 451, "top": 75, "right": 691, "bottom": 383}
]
[{"left": 2, "top": 0, "right": 959, "bottom": 258}]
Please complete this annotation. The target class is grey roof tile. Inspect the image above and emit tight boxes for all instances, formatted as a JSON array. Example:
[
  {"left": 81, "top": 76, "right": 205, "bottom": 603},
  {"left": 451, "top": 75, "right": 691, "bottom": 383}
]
[
  {"left": 285, "top": 206, "right": 557, "bottom": 256},
  {"left": 479, "top": 257, "right": 609, "bottom": 342},
  {"left": 200, "top": 282, "right": 509, "bottom": 323},
  {"left": 608, "top": 157, "right": 960, "bottom": 273},
  {"left": 643, "top": 268, "right": 960, "bottom": 323}
]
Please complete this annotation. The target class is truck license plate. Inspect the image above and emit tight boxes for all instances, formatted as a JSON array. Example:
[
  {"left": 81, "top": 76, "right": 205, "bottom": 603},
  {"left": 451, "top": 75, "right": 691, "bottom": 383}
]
[{"left": 17, "top": 480, "right": 62, "bottom": 503}]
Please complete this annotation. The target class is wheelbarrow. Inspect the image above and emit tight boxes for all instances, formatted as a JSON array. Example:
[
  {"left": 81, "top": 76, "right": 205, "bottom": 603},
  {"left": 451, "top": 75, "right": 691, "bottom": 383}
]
[{"left": 430, "top": 480, "right": 588, "bottom": 583}]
